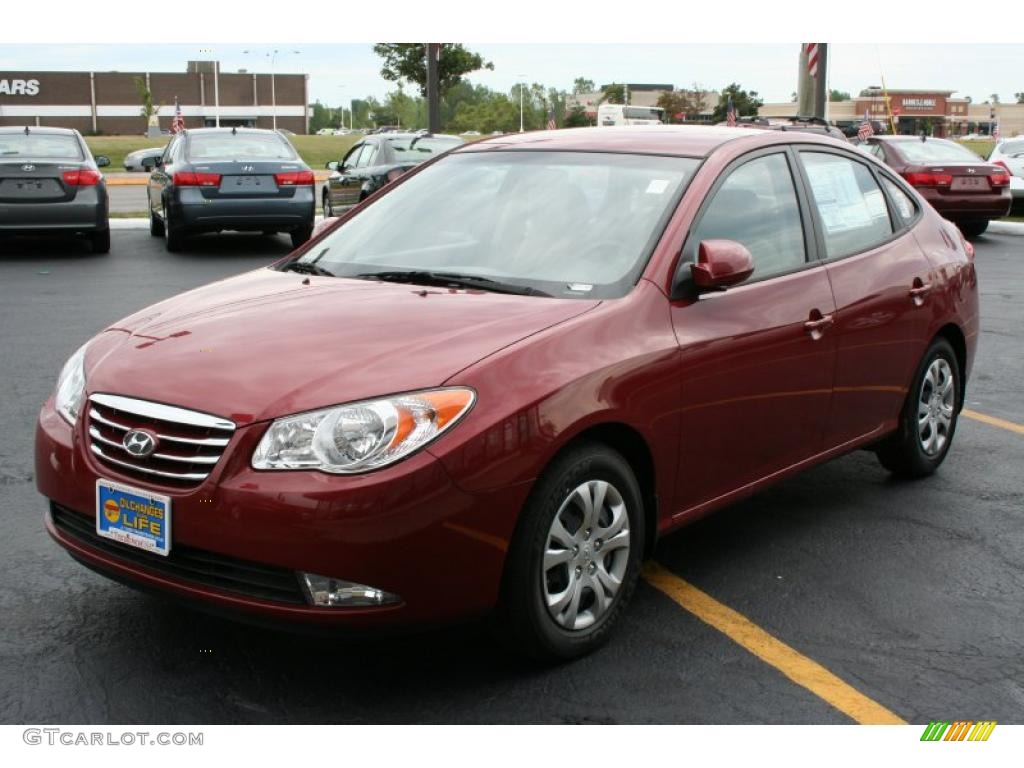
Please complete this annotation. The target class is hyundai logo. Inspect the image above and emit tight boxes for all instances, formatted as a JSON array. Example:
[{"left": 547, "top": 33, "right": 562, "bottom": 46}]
[
  {"left": 21, "top": 164, "right": 34, "bottom": 172},
  {"left": 241, "top": 165, "right": 255, "bottom": 173},
  {"left": 967, "top": 168, "right": 976, "bottom": 174},
  {"left": 123, "top": 429, "right": 158, "bottom": 458}
]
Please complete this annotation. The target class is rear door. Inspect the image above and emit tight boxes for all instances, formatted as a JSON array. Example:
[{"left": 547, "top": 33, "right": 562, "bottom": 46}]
[
  {"left": 794, "top": 148, "right": 936, "bottom": 447},
  {"left": 670, "top": 149, "right": 838, "bottom": 510}
]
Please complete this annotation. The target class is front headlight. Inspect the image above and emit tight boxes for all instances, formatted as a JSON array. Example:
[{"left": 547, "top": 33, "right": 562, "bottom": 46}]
[
  {"left": 55, "top": 343, "right": 89, "bottom": 425},
  {"left": 252, "top": 387, "right": 475, "bottom": 474}
]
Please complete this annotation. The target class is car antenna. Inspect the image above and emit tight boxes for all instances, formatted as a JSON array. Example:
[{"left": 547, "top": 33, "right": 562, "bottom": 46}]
[
  {"left": 232, "top": 126, "right": 237, "bottom": 135},
  {"left": 23, "top": 126, "right": 30, "bottom": 135}
]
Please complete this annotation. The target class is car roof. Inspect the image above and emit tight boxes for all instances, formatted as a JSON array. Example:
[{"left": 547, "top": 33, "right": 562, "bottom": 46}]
[
  {"left": 455, "top": 125, "right": 843, "bottom": 158},
  {"left": 182, "top": 128, "right": 283, "bottom": 136},
  {"left": 0, "top": 126, "right": 79, "bottom": 135}
]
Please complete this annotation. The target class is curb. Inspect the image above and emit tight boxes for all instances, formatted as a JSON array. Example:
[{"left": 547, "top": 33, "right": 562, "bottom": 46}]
[
  {"left": 110, "top": 216, "right": 327, "bottom": 230},
  {"left": 988, "top": 221, "right": 1024, "bottom": 236}
]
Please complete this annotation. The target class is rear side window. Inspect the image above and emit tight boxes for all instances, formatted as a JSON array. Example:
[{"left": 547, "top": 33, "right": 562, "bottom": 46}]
[
  {"left": 800, "top": 152, "right": 893, "bottom": 258},
  {"left": 186, "top": 132, "right": 297, "bottom": 161},
  {"left": 880, "top": 176, "right": 917, "bottom": 226},
  {"left": 690, "top": 152, "right": 807, "bottom": 281},
  {"left": 999, "top": 140, "right": 1024, "bottom": 157},
  {"left": 0, "top": 133, "right": 83, "bottom": 160}
]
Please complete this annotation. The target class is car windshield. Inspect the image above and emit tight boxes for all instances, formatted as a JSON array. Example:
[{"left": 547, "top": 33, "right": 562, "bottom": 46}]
[
  {"left": 386, "top": 137, "right": 463, "bottom": 161},
  {"left": 892, "top": 139, "right": 984, "bottom": 164},
  {"left": 187, "top": 132, "right": 297, "bottom": 161},
  {"left": 0, "top": 133, "right": 83, "bottom": 160},
  {"left": 999, "top": 140, "right": 1024, "bottom": 157},
  {"left": 289, "top": 151, "right": 699, "bottom": 299}
]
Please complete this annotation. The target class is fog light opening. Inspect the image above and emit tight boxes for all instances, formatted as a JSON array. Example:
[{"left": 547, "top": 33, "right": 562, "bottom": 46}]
[{"left": 299, "top": 573, "right": 400, "bottom": 607}]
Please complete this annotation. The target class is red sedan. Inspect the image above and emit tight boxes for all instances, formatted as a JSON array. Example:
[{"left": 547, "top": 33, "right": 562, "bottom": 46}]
[
  {"left": 37, "top": 126, "right": 978, "bottom": 660},
  {"left": 858, "top": 135, "right": 1011, "bottom": 238}
]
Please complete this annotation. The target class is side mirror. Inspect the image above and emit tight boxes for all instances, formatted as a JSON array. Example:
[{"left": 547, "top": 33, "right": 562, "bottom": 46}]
[
  {"left": 95, "top": 155, "right": 110, "bottom": 168},
  {"left": 326, "top": 161, "right": 339, "bottom": 171},
  {"left": 691, "top": 239, "right": 754, "bottom": 291}
]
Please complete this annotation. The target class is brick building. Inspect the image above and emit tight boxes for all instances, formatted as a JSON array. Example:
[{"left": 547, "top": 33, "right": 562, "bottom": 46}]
[{"left": 0, "top": 61, "right": 309, "bottom": 135}]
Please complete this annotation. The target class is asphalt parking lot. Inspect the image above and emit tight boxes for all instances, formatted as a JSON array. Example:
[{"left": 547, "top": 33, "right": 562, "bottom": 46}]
[{"left": 0, "top": 229, "right": 1021, "bottom": 724}]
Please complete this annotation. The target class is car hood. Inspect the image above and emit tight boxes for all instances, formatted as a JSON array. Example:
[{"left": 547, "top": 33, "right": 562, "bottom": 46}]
[{"left": 85, "top": 268, "right": 599, "bottom": 425}]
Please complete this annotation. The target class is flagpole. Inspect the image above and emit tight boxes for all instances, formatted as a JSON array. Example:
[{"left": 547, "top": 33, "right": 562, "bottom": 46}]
[{"left": 876, "top": 47, "right": 897, "bottom": 135}]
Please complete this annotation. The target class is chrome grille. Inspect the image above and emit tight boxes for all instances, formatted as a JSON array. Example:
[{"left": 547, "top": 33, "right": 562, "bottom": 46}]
[{"left": 87, "top": 393, "right": 236, "bottom": 487}]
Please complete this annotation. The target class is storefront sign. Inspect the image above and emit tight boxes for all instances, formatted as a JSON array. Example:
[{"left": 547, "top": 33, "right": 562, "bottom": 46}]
[{"left": 0, "top": 79, "right": 41, "bottom": 96}]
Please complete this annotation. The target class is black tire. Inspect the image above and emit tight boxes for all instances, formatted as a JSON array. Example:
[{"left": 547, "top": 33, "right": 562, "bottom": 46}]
[
  {"left": 149, "top": 205, "right": 164, "bottom": 237},
  {"left": 163, "top": 204, "right": 184, "bottom": 252},
  {"left": 956, "top": 219, "right": 988, "bottom": 239},
  {"left": 493, "top": 442, "right": 645, "bottom": 661},
  {"left": 323, "top": 191, "right": 333, "bottom": 218},
  {"left": 290, "top": 225, "right": 314, "bottom": 250},
  {"left": 89, "top": 228, "right": 110, "bottom": 254},
  {"left": 876, "top": 337, "right": 961, "bottom": 478}
]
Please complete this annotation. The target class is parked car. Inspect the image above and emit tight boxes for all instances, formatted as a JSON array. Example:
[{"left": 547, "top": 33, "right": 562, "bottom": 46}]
[
  {"left": 461, "top": 130, "right": 482, "bottom": 136},
  {"left": 315, "top": 128, "right": 336, "bottom": 136},
  {"left": 146, "top": 127, "right": 316, "bottom": 251},
  {"left": 322, "top": 132, "right": 463, "bottom": 217},
  {"left": 987, "top": 137, "right": 1024, "bottom": 213},
  {"left": 735, "top": 116, "right": 849, "bottom": 141},
  {"left": 123, "top": 147, "right": 166, "bottom": 172},
  {"left": 0, "top": 126, "right": 110, "bottom": 253},
  {"left": 38, "top": 126, "right": 977, "bottom": 659},
  {"left": 858, "top": 135, "right": 1011, "bottom": 237}
]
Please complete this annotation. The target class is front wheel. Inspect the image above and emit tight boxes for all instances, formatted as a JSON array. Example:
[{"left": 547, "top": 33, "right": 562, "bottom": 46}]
[
  {"left": 494, "top": 442, "right": 644, "bottom": 661},
  {"left": 876, "top": 337, "right": 961, "bottom": 478},
  {"left": 322, "top": 191, "right": 333, "bottom": 218}
]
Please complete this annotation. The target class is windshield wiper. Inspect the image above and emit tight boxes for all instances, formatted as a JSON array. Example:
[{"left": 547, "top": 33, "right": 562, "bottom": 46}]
[
  {"left": 354, "top": 270, "right": 550, "bottom": 297},
  {"left": 281, "top": 261, "right": 336, "bottom": 277}
]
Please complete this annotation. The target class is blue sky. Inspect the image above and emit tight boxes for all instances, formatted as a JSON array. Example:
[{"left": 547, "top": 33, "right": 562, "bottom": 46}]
[{"left": 2, "top": 44, "right": 1021, "bottom": 107}]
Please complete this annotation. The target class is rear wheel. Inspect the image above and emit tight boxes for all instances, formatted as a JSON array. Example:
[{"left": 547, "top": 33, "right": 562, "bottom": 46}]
[
  {"left": 89, "top": 228, "right": 110, "bottom": 254},
  {"left": 323, "top": 191, "right": 334, "bottom": 218},
  {"left": 290, "top": 225, "right": 314, "bottom": 249},
  {"left": 956, "top": 219, "right": 988, "bottom": 239},
  {"left": 876, "top": 337, "right": 961, "bottom": 478},
  {"left": 493, "top": 442, "right": 644, "bottom": 661},
  {"left": 163, "top": 203, "right": 184, "bottom": 252}
]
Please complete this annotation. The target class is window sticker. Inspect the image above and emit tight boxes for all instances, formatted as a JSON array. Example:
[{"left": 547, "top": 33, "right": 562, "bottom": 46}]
[
  {"left": 805, "top": 162, "right": 873, "bottom": 233},
  {"left": 645, "top": 179, "right": 670, "bottom": 195}
]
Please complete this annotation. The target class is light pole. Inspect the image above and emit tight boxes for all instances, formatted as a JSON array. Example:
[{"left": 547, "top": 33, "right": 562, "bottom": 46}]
[
  {"left": 244, "top": 49, "right": 300, "bottom": 130},
  {"left": 517, "top": 74, "right": 526, "bottom": 133},
  {"left": 213, "top": 60, "right": 220, "bottom": 127}
]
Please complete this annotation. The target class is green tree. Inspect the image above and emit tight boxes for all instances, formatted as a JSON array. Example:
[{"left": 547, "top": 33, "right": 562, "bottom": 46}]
[
  {"left": 134, "top": 76, "right": 157, "bottom": 123},
  {"left": 372, "top": 43, "right": 493, "bottom": 97},
  {"left": 573, "top": 77, "right": 595, "bottom": 95},
  {"left": 829, "top": 89, "right": 851, "bottom": 101},
  {"left": 1015, "top": 92, "right": 1024, "bottom": 104},
  {"left": 563, "top": 104, "right": 591, "bottom": 128},
  {"left": 989, "top": 93, "right": 1000, "bottom": 104},
  {"left": 309, "top": 100, "right": 339, "bottom": 132},
  {"left": 601, "top": 83, "right": 626, "bottom": 105},
  {"left": 712, "top": 83, "right": 763, "bottom": 122}
]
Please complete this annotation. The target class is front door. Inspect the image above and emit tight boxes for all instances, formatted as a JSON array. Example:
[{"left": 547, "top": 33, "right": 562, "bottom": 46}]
[{"left": 670, "top": 150, "right": 837, "bottom": 513}]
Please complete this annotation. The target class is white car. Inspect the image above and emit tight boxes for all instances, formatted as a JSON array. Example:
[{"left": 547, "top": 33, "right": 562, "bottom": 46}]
[
  {"left": 315, "top": 128, "right": 335, "bottom": 136},
  {"left": 332, "top": 128, "right": 352, "bottom": 136},
  {"left": 989, "top": 138, "right": 1024, "bottom": 209}
]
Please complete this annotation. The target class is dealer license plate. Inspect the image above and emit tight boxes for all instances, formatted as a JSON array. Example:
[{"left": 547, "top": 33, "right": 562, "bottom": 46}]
[{"left": 95, "top": 479, "right": 171, "bottom": 556}]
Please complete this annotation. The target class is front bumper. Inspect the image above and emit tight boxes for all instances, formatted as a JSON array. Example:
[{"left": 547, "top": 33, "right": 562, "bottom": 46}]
[
  {"left": 0, "top": 184, "right": 108, "bottom": 232},
  {"left": 172, "top": 187, "right": 315, "bottom": 233},
  {"left": 36, "top": 396, "right": 528, "bottom": 630}
]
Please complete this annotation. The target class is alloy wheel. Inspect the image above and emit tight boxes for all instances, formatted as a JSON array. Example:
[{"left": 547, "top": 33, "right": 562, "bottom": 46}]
[
  {"left": 542, "top": 479, "right": 631, "bottom": 631},
  {"left": 918, "top": 358, "right": 955, "bottom": 456}
]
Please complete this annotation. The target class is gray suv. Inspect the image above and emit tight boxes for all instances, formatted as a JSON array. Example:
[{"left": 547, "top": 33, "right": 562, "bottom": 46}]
[{"left": 0, "top": 126, "right": 110, "bottom": 253}]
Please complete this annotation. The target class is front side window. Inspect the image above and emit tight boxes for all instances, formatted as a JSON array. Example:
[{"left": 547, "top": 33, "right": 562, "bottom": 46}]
[
  {"left": 800, "top": 152, "right": 893, "bottom": 258},
  {"left": 290, "top": 151, "right": 699, "bottom": 299},
  {"left": 688, "top": 152, "right": 807, "bottom": 281},
  {"left": 357, "top": 144, "right": 378, "bottom": 168},
  {"left": 186, "top": 131, "right": 297, "bottom": 161}
]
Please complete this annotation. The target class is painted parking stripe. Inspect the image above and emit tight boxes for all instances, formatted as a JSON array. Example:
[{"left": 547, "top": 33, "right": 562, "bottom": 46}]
[
  {"left": 642, "top": 562, "right": 906, "bottom": 725},
  {"left": 962, "top": 409, "right": 1024, "bottom": 436}
]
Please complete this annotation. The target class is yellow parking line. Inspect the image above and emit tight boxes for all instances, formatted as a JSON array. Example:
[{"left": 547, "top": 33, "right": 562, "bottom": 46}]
[
  {"left": 642, "top": 562, "right": 906, "bottom": 725},
  {"left": 962, "top": 409, "right": 1024, "bottom": 436}
]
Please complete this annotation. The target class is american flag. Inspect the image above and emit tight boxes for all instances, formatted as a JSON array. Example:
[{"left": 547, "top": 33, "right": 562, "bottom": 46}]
[
  {"left": 726, "top": 96, "right": 737, "bottom": 127},
  {"left": 546, "top": 108, "right": 556, "bottom": 130},
  {"left": 170, "top": 99, "right": 185, "bottom": 134},
  {"left": 857, "top": 110, "right": 875, "bottom": 141},
  {"left": 804, "top": 43, "right": 820, "bottom": 78}
]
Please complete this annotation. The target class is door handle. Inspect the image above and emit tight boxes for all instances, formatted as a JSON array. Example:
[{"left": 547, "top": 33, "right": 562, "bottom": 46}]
[
  {"left": 804, "top": 313, "right": 834, "bottom": 340},
  {"left": 909, "top": 280, "right": 933, "bottom": 306}
]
